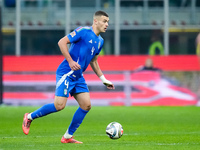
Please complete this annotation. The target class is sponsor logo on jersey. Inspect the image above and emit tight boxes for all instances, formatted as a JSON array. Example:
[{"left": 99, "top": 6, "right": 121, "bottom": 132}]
[
  {"left": 89, "top": 39, "right": 92, "bottom": 43},
  {"left": 70, "top": 31, "right": 76, "bottom": 37}
]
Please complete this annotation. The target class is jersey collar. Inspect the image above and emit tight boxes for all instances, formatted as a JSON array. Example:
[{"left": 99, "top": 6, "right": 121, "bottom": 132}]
[{"left": 90, "top": 26, "right": 99, "bottom": 37}]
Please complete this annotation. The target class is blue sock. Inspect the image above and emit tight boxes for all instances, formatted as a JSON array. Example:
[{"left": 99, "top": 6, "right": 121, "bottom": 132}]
[
  {"left": 68, "top": 107, "right": 89, "bottom": 135},
  {"left": 31, "top": 103, "right": 57, "bottom": 120}
]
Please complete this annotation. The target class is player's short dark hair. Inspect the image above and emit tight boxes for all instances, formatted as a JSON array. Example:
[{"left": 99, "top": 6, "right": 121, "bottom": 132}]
[{"left": 94, "top": 10, "right": 109, "bottom": 17}]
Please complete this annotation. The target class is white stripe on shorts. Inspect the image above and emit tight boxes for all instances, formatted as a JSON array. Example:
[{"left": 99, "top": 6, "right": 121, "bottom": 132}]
[{"left": 56, "top": 70, "right": 74, "bottom": 89}]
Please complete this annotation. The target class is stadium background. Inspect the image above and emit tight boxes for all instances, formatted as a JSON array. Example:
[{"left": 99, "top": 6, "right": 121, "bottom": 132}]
[{"left": 1, "top": 0, "right": 200, "bottom": 106}]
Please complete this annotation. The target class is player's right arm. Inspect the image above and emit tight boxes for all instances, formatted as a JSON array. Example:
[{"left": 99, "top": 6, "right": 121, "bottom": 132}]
[
  {"left": 58, "top": 36, "right": 81, "bottom": 71},
  {"left": 90, "top": 55, "right": 115, "bottom": 90}
]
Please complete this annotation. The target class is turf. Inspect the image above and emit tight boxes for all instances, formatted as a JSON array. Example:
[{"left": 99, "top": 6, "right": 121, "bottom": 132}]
[{"left": 0, "top": 106, "right": 200, "bottom": 150}]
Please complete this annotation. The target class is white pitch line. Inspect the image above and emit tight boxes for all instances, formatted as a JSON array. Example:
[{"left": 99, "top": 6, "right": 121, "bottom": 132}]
[{"left": 2, "top": 131, "right": 200, "bottom": 139}]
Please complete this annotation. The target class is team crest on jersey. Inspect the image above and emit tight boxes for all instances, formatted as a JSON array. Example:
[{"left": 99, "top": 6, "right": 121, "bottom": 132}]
[
  {"left": 98, "top": 41, "right": 101, "bottom": 49},
  {"left": 64, "top": 89, "right": 67, "bottom": 95},
  {"left": 70, "top": 31, "right": 76, "bottom": 37}
]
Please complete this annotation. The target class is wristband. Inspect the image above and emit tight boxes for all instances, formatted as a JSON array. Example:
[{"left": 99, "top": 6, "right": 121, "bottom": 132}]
[
  {"left": 99, "top": 75, "right": 107, "bottom": 83},
  {"left": 99, "top": 75, "right": 112, "bottom": 85}
]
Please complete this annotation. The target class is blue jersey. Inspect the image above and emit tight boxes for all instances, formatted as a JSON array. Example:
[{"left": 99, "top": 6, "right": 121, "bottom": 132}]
[{"left": 56, "top": 26, "right": 104, "bottom": 80}]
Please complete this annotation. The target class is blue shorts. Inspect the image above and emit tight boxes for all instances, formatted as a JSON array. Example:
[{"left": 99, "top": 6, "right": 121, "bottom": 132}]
[{"left": 55, "top": 73, "right": 89, "bottom": 97}]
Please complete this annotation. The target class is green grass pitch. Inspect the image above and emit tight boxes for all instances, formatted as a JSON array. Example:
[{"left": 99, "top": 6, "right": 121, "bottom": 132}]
[{"left": 1, "top": 106, "right": 200, "bottom": 150}]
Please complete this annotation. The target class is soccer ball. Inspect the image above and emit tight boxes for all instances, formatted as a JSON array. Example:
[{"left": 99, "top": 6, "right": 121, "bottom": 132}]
[{"left": 106, "top": 122, "right": 123, "bottom": 139}]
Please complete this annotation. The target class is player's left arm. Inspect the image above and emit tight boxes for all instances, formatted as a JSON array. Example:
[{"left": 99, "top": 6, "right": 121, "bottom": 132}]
[{"left": 90, "top": 55, "right": 115, "bottom": 90}]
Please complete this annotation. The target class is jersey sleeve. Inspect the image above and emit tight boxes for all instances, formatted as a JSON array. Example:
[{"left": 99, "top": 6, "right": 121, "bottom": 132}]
[{"left": 67, "top": 26, "right": 85, "bottom": 43}]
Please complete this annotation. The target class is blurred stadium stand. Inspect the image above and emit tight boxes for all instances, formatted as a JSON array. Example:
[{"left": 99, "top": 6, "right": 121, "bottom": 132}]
[
  {"left": 1, "top": 0, "right": 200, "bottom": 55},
  {"left": 2, "top": 7, "right": 200, "bottom": 28},
  {"left": 2, "top": 0, "right": 200, "bottom": 27}
]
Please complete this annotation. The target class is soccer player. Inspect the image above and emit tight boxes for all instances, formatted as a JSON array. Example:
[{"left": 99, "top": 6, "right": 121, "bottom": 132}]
[{"left": 22, "top": 10, "right": 114, "bottom": 144}]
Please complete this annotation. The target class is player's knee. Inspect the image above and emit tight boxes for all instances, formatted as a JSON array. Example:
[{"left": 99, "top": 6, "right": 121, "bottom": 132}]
[
  {"left": 80, "top": 104, "right": 91, "bottom": 111},
  {"left": 54, "top": 96, "right": 67, "bottom": 111},
  {"left": 54, "top": 103, "right": 65, "bottom": 111},
  {"left": 85, "top": 104, "right": 91, "bottom": 111}
]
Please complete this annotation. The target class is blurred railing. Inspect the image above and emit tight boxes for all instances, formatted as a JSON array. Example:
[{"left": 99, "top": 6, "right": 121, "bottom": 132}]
[
  {"left": 2, "top": 4, "right": 200, "bottom": 29},
  {"left": 1, "top": 0, "right": 200, "bottom": 55}
]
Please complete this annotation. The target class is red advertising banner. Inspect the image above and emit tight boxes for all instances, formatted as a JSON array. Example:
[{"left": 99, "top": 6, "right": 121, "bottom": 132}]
[
  {"left": 2, "top": 55, "right": 199, "bottom": 106},
  {"left": 3, "top": 55, "right": 200, "bottom": 72}
]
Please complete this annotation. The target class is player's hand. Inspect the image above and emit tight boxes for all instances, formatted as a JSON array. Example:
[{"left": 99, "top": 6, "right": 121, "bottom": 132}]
[
  {"left": 69, "top": 61, "right": 81, "bottom": 71},
  {"left": 104, "top": 82, "right": 115, "bottom": 90},
  {"left": 102, "top": 79, "right": 115, "bottom": 90},
  {"left": 100, "top": 75, "right": 115, "bottom": 90}
]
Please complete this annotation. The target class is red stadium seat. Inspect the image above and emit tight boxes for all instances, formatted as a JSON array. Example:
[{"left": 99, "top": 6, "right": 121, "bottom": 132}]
[
  {"left": 8, "top": 21, "right": 14, "bottom": 26},
  {"left": 85, "top": 21, "right": 91, "bottom": 26},
  {"left": 151, "top": 20, "right": 157, "bottom": 25},
  {"left": 27, "top": 21, "right": 33, "bottom": 26},
  {"left": 37, "top": 21, "right": 43, "bottom": 26},
  {"left": 171, "top": 20, "right": 176, "bottom": 25},
  {"left": 133, "top": 20, "right": 139, "bottom": 25},
  {"left": 123, "top": 20, "right": 129, "bottom": 25},
  {"left": 75, "top": 21, "right": 81, "bottom": 26},
  {"left": 181, "top": 21, "right": 186, "bottom": 25},
  {"left": 56, "top": 21, "right": 61, "bottom": 26}
]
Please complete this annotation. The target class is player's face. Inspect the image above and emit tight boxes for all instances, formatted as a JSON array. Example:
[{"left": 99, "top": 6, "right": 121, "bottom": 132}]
[{"left": 96, "top": 16, "right": 109, "bottom": 33}]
